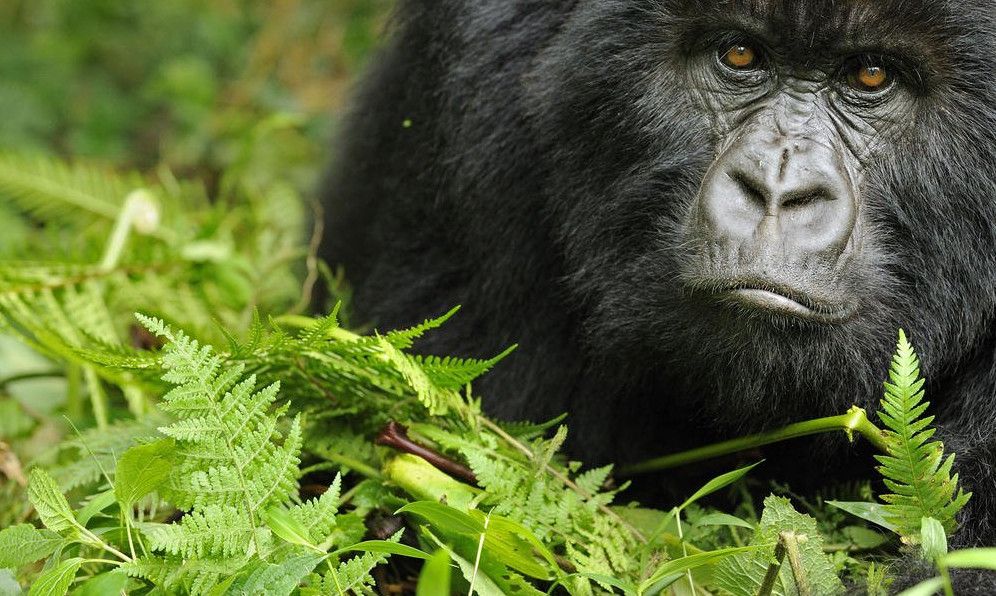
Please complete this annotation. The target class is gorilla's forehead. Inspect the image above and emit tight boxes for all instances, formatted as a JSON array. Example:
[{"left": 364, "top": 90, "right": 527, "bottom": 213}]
[{"left": 674, "top": 0, "right": 977, "bottom": 58}]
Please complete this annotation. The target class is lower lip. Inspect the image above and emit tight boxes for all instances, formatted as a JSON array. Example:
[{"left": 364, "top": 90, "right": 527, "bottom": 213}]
[{"left": 727, "top": 288, "right": 819, "bottom": 318}]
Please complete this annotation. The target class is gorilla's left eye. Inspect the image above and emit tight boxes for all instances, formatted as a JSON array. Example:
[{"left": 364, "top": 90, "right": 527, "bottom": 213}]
[
  {"left": 719, "top": 44, "right": 762, "bottom": 71},
  {"left": 845, "top": 58, "right": 894, "bottom": 93}
]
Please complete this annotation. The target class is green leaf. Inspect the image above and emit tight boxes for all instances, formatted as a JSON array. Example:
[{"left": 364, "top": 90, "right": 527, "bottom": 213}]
[
  {"left": 941, "top": 547, "right": 996, "bottom": 570},
  {"left": 679, "top": 462, "right": 762, "bottom": 511},
  {"left": 75, "top": 490, "right": 116, "bottom": 526},
  {"left": 920, "top": 517, "right": 947, "bottom": 562},
  {"left": 332, "top": 540, "right": 431, "bottom": 560},
  {"left": 694, "top": 512, "right": 755, "bottom": 530},
  {"left": 264, "top": 507, "right": 314, "bottom": 547},
  {"left": 232, "top": 553, "right": 326, "bottom": 595},
  {"left": 445, "top": 545, "right": 507, "bottom": 596},
  {"left": 416, "top": 550, "right": 452, "bottom": 596},
  {"left": 876, "top": 331, "right": 971, "bottom": 540},
  {"left": 639, "top": 546, "right": 766, "bottom": 593},
  {"left": 28, "top": 558, "right": 83, "bottom": 596},
  {"left": 469, "top": 512, "right": 558, "bottom": 580},
  {"left": 895, "top": 577, "right": 946, "bottom": 596},
  {"left": 0, "top": 524, "right": 64, "bottom": 568},
  {"left": 840, "top": 526, "right": 889, "bottom": 550},
  {"left": 71, "top": 571, "right": 129, "bottom": 596},
  {"left": 114, "top": 439, "right": 174, "bottom": 509},
  {"left": 568, "top": 573, "right": 636, "bottom": 594},
  {"left": 27, "top": 469, "right": 78, "bottom": 535},
  {"left": 827, "top": 501, "right": 898, "bottom": 533},
  {"left": 0, "top": 569, "right": 21, "bottom": 596},
  {"left": 713, "top": 495, "right": 845, "bottom": 596},
  {"left": 396, "top": 501, "right": 484, "bottom": 536}
]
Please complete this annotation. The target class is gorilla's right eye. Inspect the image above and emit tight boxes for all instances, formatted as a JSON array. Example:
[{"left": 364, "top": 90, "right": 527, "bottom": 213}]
[{"left": 719, "top": 44, "right": 762, "bottom": 70}]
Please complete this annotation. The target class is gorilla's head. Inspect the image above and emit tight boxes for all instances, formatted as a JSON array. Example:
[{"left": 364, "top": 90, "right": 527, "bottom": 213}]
[{"left": 527, "top": 0, "right": 996, "bottom": 422}]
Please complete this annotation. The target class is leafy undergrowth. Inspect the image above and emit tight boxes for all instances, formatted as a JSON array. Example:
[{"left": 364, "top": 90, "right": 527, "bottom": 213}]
[{"left": 0, "top": 154, "right": 993, "bottom": 595}]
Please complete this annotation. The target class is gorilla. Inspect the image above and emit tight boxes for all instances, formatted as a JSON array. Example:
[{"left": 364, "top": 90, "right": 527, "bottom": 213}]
[{"left": 322, "top": 0, "right": 996, "bottom": 584}]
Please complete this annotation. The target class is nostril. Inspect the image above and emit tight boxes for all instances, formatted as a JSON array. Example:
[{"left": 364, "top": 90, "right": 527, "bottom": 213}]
[
  {"left": 730, "top": 171, "right": 769, "bottom": 207},
  {"left": 780, "top": 188, "right": 834, "bottom": 210}
]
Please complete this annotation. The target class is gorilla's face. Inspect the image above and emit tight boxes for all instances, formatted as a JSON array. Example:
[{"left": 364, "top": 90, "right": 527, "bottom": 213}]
[
  {"left": 685, "top": 22, "right": 915, "bottom": 324},
  {"left": 531, "top": 0, "right": 996, "bottom": 418}
]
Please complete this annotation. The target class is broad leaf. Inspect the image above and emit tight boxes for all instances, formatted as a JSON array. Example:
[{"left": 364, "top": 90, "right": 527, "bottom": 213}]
[
  {"left": 639, "top": 546, "right": 766, "bottom": 593},
  {"left": 827, "top": 501, "right": 897, "bottom": 533},
  {"left": 0, "top": 524, "right": 63, "bottom": 568},
  {"left": 396, "top": 501, "right": 484, "bottom": 536},
  {"left": 28, "top": 558, "right": 83, "bottom": 596},
  {"left": 264, "top": 507, "right": 314, "bottom": 547},
  {"left": 27, "top": 469, "right": 77, "bottom": 535},
  {"left": 114, "top": 439, "right": 174, "bottom": 509},
  {"left": 416, "top": 550, "right": 452, "bottom": 596}
]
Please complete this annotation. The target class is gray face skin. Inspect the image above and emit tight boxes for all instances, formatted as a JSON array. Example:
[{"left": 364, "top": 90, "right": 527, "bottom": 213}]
[{"left": 685, "top": 33, "right": 919, "bottom": 323}]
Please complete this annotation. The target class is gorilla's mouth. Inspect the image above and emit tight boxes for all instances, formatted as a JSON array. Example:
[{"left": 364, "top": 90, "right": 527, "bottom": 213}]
[{"left": 712, "top": 280, "right": 853, "bottom": 323}]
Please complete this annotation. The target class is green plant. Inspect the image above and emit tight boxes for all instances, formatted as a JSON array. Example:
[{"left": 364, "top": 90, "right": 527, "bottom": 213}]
[
  {"left": 0, "top": 153, "right": 985, "bottom": 595},
  {"left": 876, "top": 330, "right": 971, "bottom": 540}
]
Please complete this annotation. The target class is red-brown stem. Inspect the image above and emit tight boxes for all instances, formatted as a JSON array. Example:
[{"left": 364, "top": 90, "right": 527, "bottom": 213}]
[{"left": 375, "top": 421, "right": 478, "bottom": 485}]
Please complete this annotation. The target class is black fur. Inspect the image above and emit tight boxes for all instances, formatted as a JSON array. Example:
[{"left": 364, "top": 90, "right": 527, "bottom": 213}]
[{"left": 323, "top": 1, "right": 996, "bottom": 590}]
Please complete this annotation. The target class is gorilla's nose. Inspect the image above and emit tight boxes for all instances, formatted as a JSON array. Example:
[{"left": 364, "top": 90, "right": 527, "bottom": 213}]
[{"left": 698, "top": 138, "right": 857, "bottom": 260}]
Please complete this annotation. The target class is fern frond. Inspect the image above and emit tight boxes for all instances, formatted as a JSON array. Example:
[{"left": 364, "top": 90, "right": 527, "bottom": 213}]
[
  {"left": 414, "top": 344, "right": 517, "bottom": 390},
  {"left": 381, "top": 306, "right": 461, "bottom": 349},
  {"left": 143, "top": 506, "right": 256, "bottom": 558},
  {"left": 875, "top": 330, "right": 971, "bottom": 540},
  {"left": 0, "top": 152, "right": 135, "bottom": 223},
  {"left": 140, "top": 315, "right": 302, "bottom": 516},
  {"left": 375, "top": 336, "right": 461, "bottom": 415}
]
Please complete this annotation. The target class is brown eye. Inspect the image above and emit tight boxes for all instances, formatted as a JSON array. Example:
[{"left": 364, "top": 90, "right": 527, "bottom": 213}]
[
  {"left": 721, "top": 44, "right": 761, "bottom": 70},
  {"left": 848, "top": 63, "right": 892, "bottom": 93}
]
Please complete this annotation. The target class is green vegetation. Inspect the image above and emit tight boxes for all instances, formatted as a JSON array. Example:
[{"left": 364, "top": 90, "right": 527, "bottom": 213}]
[{"left": 0, "top": 2, "right": 994, "bottom": 594}]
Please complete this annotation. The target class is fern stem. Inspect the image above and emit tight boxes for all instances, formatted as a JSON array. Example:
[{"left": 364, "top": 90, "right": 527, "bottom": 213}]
[
  {"left": 99, "top": 189, "right": 160, "bottom": 272},
  {"left": 619, "top": 406, "right": 888, "bottom": 476},
  {"left": 323, "top": 452, "right": 383, "bottom": 480},
  {"left": 83, "top": 366, "right": 109, "bottom": 429},
  {"left": 0, "top": 369, "right": 63, "bottom": 388}
]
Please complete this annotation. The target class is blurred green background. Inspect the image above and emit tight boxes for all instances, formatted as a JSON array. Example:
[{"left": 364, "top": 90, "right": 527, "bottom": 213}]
[{"left": 0, "top": 0, "right": 393, "bottom": 192}]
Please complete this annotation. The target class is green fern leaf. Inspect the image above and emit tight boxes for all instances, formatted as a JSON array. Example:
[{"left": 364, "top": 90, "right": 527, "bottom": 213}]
[
  {"left": 0, "top": 152, "right": 133, "bottom": 223},
  {"left": 381, "top": 306, "right": 461, "bottom": 349},
  {"left": 414, "top": 344, "right": 517, "bottom": 390},
  {"left": 375, "top": 336, "right": 460, "bottom": 415},
  {"left": 138, "top": 315, "right": 302, "bottom": 515},
  {"left": 875, "top": 330, "right": 971, "bottom": 540},
  {"left": 143, "top": 506, "right": 256, "bottom": 559},
  {"left": 323, "top": 548, "right": 391, "bottom": 595}
]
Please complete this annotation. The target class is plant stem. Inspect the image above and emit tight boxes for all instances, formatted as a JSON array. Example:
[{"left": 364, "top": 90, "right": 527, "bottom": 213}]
[
  {"left": 323, "top": 452, "right": 384, "bottom": 480},
  {"left": 756, "top": 538, "right": 787, "bottom": 596},
  {"left": 781, "top": 531, "right": 811, "bottom": 596},
  {"left": 0, "top": 369, "right": 64, "bottom": 389},
  {"left": 619, "top": 406, "right": 888, "bottom": 476}
]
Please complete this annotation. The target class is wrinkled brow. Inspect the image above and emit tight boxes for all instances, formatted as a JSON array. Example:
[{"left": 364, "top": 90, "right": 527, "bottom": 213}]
[{"left": 674, "top": 0, "right": 950, "bottom": 68}]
